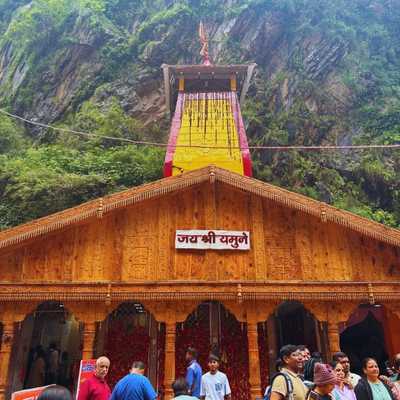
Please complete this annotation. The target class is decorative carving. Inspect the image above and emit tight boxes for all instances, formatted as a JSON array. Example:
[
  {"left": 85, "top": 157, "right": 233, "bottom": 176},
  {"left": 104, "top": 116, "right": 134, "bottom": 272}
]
[
  {"left": 237, "top": 284, "right": 243, "bottom": 304},
  {"left": 66, "top": 302, "right": 108, "bottom": 324},
  {"left": 368, "top": 283, "right": 375, "bottom": 305},
  {"left": 303, "top": 302, "right": 328, "bottom": 322},
  {"left": 327, "top": 302, "right": 359, "bottom": 324},
  {"left": 323, "top": 301, "right": 358, "bottom": 358},
  {"left": 157, "top": 200, "right": 170, "bottom": 280},
  {"left": 0, "top": 302, "right": 38, "bottom": 325},
  {"left": 97, "top": 198, "right": 104, "bottom": 218},
  {"left": 250, "top": 196, "right": 267, "bottom": 280},
  {"left": 1, "top": 166, "right": 400, "bottom": 253},
  {"left": 105, "top": 284, "right": 112, "bottom": 307}
]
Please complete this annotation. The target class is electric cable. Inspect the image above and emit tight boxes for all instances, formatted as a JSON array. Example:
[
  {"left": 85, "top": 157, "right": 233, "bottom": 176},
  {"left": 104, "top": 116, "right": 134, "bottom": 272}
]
[{"left": 1, "top": 108, "right": 399, "bottom": 151}]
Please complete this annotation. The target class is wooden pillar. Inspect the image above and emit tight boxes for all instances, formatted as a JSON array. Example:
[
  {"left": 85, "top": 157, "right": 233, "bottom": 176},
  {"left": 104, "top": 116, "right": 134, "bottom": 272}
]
[
  {"left": 82, "top": 321, "right": 97, "bottom": 360},
  {"left": 70, "top": 302, "right": 110, "bottom": 362},
  {"left": 327, "top": 321, "right": 340, "bottom": 358},
  {"left": 247, "top": 321, "right": 262, "bottom": 400},
  {"left": 0, "top": 322, "right": 15, "bottom": 400},
  {"left": 164, "top": 321, "right": 176, "bottom": 400}
]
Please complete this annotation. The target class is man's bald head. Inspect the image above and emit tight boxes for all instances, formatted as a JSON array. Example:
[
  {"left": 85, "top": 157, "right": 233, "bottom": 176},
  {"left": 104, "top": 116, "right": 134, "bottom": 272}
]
[{"left": 95, "top": 356, "right": 110, "bottom": 379}]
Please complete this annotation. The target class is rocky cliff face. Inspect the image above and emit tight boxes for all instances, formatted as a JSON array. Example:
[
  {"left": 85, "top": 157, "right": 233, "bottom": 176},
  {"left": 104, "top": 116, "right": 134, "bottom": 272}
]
[
  {"left": 0, "top": 0, "right": 399, "bottom": 228},
  {"left": 0, "top": 1, "right": 352, "bottom": 127}
]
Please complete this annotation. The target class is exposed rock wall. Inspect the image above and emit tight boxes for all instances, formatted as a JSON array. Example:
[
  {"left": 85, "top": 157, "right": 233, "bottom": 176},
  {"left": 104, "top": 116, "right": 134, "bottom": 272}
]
[{"left": 0, "top": 0, "right": 399, "bottom": 228}]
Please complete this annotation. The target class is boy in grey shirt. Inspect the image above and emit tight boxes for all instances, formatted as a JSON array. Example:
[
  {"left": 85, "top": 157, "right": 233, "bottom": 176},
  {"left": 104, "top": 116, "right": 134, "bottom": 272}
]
[{"left": 200, "top": 355, "right": 231, "bottom": 400}]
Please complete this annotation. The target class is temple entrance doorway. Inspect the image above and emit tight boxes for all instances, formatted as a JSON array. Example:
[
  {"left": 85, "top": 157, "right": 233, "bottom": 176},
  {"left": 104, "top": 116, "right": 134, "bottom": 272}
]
[
  {"left": 340, "top": 305, "right": 389, "bottom": 375},
  {"left": 175, "top": 301, "right": 250, "bottom": 400},
  {"left": 9, "top": 302, "right": 80, "bottom": 395},
  {"left": 275, "top": 301, "right": 319, "bottom": 350},
  {"left": 99, "top": 302, "right": 165, "bottom": 394},
  {"left": 257, "top": 301, "right": 325, "bottom": 390}
]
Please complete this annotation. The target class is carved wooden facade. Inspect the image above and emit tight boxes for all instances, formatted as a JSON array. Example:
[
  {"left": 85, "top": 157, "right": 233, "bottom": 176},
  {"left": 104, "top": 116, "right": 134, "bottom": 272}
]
[{"left": 1, "top": 166, "right": 400, "bottom": 399}]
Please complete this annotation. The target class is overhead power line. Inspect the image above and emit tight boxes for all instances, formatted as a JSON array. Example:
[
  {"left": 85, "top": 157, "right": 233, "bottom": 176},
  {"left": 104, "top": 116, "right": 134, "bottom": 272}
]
[{"left": 1, "top": 108, "right": 399, "bottom": 151}]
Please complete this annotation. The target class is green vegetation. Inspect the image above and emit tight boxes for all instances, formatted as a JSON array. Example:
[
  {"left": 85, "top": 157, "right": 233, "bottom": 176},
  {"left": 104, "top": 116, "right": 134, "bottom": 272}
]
[
  {"left": 0, "top": 105, "right": 163, "bottom": 229},
  {"left": 0, "top": 0, "right": 399, "bottom": 229}
]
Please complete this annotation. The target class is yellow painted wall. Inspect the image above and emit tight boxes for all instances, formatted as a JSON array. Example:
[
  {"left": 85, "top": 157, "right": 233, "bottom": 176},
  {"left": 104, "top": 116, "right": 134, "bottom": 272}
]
[{"left": 172, "top": 96, "right": 244, "bottom": 175}]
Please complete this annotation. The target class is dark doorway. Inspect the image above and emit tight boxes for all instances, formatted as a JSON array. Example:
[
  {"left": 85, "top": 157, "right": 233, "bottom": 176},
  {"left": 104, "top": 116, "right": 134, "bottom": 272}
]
[
  {"left": 340, "top": 307, "right": 388, "bottom": 375},
  {"left": 275, "top": 301, "right": 319, "bottom": 351},
  {"left": 10, "top": 302, "right": 80, "bottom": 395}
]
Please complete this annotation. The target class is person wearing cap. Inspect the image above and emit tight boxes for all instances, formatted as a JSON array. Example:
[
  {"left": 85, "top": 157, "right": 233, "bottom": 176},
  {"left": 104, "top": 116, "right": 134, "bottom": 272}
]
[
  {"left": 270, "top": 345, "right": 307, "bottom": 400},
  {"left": 306, "top": 363, "right": 337, "bottom": 400}
]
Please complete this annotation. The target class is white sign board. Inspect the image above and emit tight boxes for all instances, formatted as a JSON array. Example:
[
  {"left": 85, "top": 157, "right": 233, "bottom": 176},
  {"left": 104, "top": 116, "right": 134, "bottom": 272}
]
[{"left": 175, "top": 230, "right": 250, "bottom": 250}]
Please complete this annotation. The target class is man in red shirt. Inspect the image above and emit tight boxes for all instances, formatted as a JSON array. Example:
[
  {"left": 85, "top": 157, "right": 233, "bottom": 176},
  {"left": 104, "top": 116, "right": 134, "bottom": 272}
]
[{"left": 78, "top": 356, "right": 111, "bottom": 400}]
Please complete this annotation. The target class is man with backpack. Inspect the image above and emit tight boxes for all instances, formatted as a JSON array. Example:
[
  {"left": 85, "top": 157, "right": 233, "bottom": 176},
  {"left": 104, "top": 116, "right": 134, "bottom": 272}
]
[{"left": 266, "top": 345, "right": 307, "bottom": 400}]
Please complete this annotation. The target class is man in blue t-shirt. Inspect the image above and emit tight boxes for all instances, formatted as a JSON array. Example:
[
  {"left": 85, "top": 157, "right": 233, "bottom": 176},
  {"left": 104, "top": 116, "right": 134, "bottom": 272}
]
[
  {"left": 110, "top": 361, "right": 157, "bottom": 400},
  {"left": 185, "top": 347, "right": 202, "bottom": 398}
]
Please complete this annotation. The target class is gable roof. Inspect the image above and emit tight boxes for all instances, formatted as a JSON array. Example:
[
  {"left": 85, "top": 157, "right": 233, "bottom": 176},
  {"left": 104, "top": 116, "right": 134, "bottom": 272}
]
[{"left": 0, "top": 165, "right": 399, "bottom": 250}]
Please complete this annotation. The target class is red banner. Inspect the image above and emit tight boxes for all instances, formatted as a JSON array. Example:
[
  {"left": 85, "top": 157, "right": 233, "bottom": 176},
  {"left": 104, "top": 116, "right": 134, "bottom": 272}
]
[
  {"left": 76, "top": 360, "right": 96, "bottom": 399},
  {"left": 11, "top": 385, "right": 52, "bottom": 400}
]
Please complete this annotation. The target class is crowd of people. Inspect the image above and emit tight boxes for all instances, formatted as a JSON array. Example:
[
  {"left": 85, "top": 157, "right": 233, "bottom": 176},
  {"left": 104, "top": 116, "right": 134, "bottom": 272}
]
[
  {"left": 34, "top": 345, "right": 400, "bottom": 400},
  {"left": 25, "top": 343, "right": 71, "bottom": 388}
]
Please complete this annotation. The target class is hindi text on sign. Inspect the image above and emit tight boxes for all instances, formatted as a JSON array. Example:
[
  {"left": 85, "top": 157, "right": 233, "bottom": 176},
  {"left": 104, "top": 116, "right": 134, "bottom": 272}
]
[{"left": 175, "top": 230, "right": 250, "bottom": 250}]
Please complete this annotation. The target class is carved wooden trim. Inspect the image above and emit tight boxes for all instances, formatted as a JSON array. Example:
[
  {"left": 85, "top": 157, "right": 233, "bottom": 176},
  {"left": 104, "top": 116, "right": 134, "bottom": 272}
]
[
  {"left": 249, "top": 196, "right": 267, "bottom": 280},
  {"left": 0, "top": 292, "right": 390, "bottom": 301},
  {"left": 0, "top": 302, "right": 39, "bottom": 323},
  {"left": 65, "top": 302, "right": 109, "bottom": 323},
  {"left": 1, "top": 166, "right": 399, "bottom": 250}
]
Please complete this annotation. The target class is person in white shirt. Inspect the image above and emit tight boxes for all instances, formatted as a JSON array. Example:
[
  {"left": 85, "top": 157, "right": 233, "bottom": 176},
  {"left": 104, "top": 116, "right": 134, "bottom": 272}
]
[{"left": 200, "top": 355, "right": 231, "bottom": 400}]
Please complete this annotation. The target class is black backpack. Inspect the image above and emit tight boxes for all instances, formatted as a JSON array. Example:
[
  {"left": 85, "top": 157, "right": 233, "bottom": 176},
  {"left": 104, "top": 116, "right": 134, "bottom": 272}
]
[{"left": 264, "top": 372, "right": 294, "bottom": 400}]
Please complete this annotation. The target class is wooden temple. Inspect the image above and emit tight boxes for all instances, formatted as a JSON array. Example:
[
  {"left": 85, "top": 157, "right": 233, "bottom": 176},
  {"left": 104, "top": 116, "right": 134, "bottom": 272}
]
[
  {"left": 1, "top": 39, "right": 400, "bottom": 400},
  {"left": 0, "top": 167, "right": 400, "bottom": 399}
]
